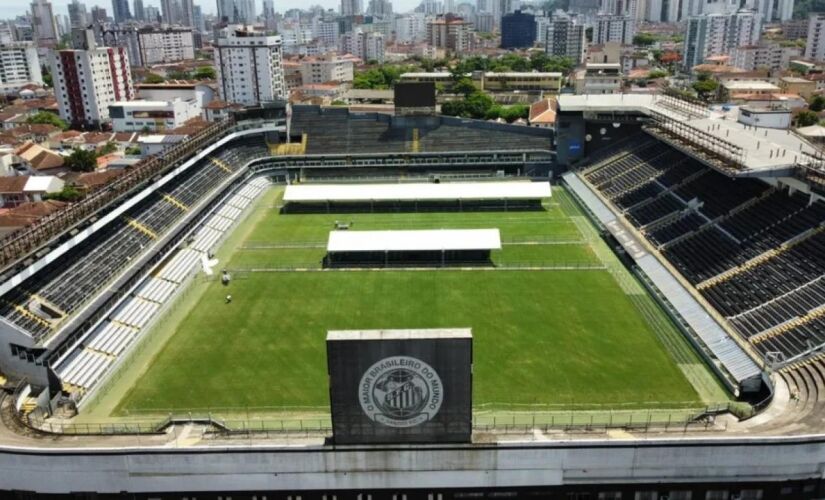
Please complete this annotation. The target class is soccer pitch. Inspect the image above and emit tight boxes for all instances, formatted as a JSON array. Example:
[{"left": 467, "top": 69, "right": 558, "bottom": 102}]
[{"left": 108, "top": 185, "right": 727, "bottom": 416}]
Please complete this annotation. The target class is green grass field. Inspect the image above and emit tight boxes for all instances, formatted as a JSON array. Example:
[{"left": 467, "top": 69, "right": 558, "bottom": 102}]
[{"left": 111, "top": 186, "right": 727, "bottom": 416}]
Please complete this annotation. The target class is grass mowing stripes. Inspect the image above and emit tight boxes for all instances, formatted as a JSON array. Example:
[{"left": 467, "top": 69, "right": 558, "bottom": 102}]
[{"left": 114, "top": 186, "right": 706, "bottom": 415}]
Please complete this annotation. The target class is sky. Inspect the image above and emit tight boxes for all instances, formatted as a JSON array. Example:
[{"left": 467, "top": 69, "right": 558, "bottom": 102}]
[{"left": 0, "top": 0, "right": 424, "bottom": 21}]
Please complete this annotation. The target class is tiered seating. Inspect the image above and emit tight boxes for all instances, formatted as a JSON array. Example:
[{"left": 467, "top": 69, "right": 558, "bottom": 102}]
[
  {"left": 648, "top": 212, "right": 706, "bottom": 246},
  {"left": 579, "top": 134, "right": 825, "bottom": 363},
  {"left": 626, "top": 194, "right": 685, "bottom": 227},
  {"left": 0, "top": 140, "right": 269, "bottom": 342},
  {"left": 614, "top": 183, "right": 662, "bottom": 210},
  {"left": 290, "top": 107, "right": 551, "bottom": 154},
  {"left": 674, "top": 171, "right": 768, "bottom": 218},
  {"left": 719, "top": 191, "right": 807, "bottom": 242},
  {"left": 730, "top": 279, "right": 825, "bottom": 339},
  {"left": 664, "top": 227, "right": 740, "bottom": 283},
  {"left": 55, "top": 176, "right": 272, "bottom": 395}
]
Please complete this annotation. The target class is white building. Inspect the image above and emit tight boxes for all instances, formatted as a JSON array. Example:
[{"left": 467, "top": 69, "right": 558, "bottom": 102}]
[
  {"left": 395, "top": 14, "right": 428, "bottom": 43},
  {"left": 0, "top": 43, "right": 43, "bottom": 94},
  {"left": 683, "top": 10, "right": 762, "bottom": 68},
  {"left": 30, "top": 0, "right": 59, "bottom": 48},
  {"left": 214, "top": 25, "right": 287, "bottom": 106},
  {"left": 574, "top": 63, "right": 623, "bottom": 94},
  {"left": 108, "top": 98, "right": 202, "bottom": 132},
  {"left": 340, "top": 30, "right": 386, "bottom": 63},
  {"left": 300, "top": 56, "right": 355, "bottom": 84},
  {"left": 593, "top": 15, "right": 635, "bottom": 45},
  {"left": 545, "top": 11, "right": 586, "bottom": 64},
  {"left": 731, "top": 43, "right": 801, "bottom": 71},
  {"left": 49, "top": 33, "right": 135, "bottom": 127},
  {"left": 805, "top": 13, "right": 825, "bottom": 62},
  {"left": 137, "top": 27, "right": 196, "bottom": 65},
  {"left": 313, "top": 17, "right": 341, "bottom": 46},
  {"left": 281, "top": 28, "right": 315, "bottom": 55}
]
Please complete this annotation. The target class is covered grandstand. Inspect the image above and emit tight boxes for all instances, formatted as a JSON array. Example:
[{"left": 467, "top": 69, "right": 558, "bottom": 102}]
[
  {"left": 289, "top": 105, "right": 552, "bottom": 155},
  {"left": 282, "top": 181, "right": 552, "bottom": 212},
  {"left": 324, "top": 228, "right": 501, "bottom": 267},
  {"left": 560, "top": 92, "right": 825, "bottom": 380}
]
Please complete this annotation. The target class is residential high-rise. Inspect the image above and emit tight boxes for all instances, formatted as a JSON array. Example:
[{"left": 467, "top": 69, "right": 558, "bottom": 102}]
[
  {"left": 214, "top": 25, "right": 286, "bottom": 105},
  {"left": 262, "top": 0, "right": 277, "bottom": 30},
  {"left": 339, "top": 29, "right": 385, "bottom": 62},
  {"left": 112, "top": 0, "right": 132, "bottom": 23},
  {"left": 501, "top": 10, "right": 536, "bottom": 49},
  {"left": 137, "top": 27, "right": 196, "bottom": 64},
  {"left": 50, "top": 31, "right": 134, "bottom": 127},
  {"left": 30, "top": 0, "right": 59, "bottom": 48},
  {"left": 193, "top": 5, "right": 206, "bottom": 32},
  {"left": 545, "top": 11, "right": 586, "bottom": 64},
  {"left": 0, "top": 42, "right": 43, "bottom": 93},
  {"left": 683, "top": 10, "right": 761, "bottom": 68},
  {"left": 341, "top": 0, "right": 364, "bottom": 16},
  {"left": 161, "top": 0, "right": 195, "bottom": 26},
  {"left": 593, "top": 15, "right": 635, "bottom": 44},
  {"left": 474, "top": 12, "right": 495, "bottom": 32},
  {"left": 427, "top": 15, "right": 474, "bottom": 54},
  {"left": 144, "top": 5, "right": 160, "bottom": 22},
  {"left": 731, "top": 42, "right": 801, "bottom": 70},
  {"left": 91, "top": 6, "right": 109, "bottom": 23},
  {"left": 395, "top": 13, "right": 427, "bottom": 42},
  {"left": 368, "top": 0, "right": 394, "bottom": 16},
  {"left": 133, "top": 0, "right": 145, "bottom": 21},
  {"left": 805, "top": 13, "right": 825, "bottom": 61},
  {"left": 68, "top": 0, "right": 88, "bottom": 28}
]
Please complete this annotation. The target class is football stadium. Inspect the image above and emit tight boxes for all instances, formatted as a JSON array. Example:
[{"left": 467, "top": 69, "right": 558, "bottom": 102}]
[{"left": 3, "top": 94, "right": 825, "bottom": 498}]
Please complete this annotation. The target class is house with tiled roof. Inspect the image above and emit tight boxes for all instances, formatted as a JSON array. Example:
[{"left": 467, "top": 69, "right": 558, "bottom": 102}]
[
  {"left": 528, "top": 98, "right": 556, "bottom": 128},
  {"left": 14, "top": 142, "right": 65, "bottom": 174},
  {"left": 0, "top": 199, "right": 67, "bottom": 237},
  {"left": 0, "top": 175, "right": 63, "bottom": 207},
  {"left": 202, "top": 100, "right": 243, "bottom": 122}
]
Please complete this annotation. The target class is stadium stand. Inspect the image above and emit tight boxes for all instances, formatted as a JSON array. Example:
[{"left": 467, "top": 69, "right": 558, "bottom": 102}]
[
  {"left": 0, "top": 138, "right": 268, "bottom": 343},
  {"left": 580, "top": 133, "right": 825, "bottom": 365},
  {"left": 56, "top": 177, "right": 272, "bottom": 396},
  {"left": 289, "top": 106, "right": 551, "bottom": 154}
]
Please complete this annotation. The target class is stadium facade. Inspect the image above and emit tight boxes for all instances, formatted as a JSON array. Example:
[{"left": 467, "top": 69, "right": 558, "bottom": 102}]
[{"left": 3, "top": 96, "right": 825, "bottom": 498}]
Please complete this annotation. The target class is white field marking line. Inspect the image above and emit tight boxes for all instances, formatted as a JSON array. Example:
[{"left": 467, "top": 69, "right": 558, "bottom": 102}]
[{"left": 231, "top": 265, "right": 608, "bottom": 273}]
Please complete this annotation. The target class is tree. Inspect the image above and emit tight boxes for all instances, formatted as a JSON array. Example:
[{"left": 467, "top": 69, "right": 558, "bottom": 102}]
[
  {"left": 144, "top": 73, "right": 165, "bottom": 84},
  {"left": 43, "top": 70, "right": 53, "bottom": 88},
  {"left": 796, "top": 110, "right": 820, "bottom": 127},
  {"left": 64, "top": 148, "right": 97, "bottom": 172},
  {"left": 464, "top": 91, "right": 494, "bottom": 119},
  {"left": 810, "top": 95, "right": 825, "bottom": 112},
  {"left": 167, "top": 69, "right": 191, "bottom": 80},
  {"left": 648, "top": 69, "right": 668, "bottom": 79},
  {"left": 125, "top": 145, "right": 142, "bottom": 155},
  {"left": 633, "top": 33, "right": 657, "bottom": 46},
  {"left": 692, "top": 78, "right": 718, "bottom": 101},
  {"left": 98, "top": 141, "right": 118, "bottom": 155},
  {"left": 27, "top": 111, "right": 68, "bottom": 131},
  {"left": 453, "top": 77, "right": 477, "bottom": 96},
  {"left": 331, "top": 99, "right": 348, "bottom": 106},
  {"left": 193, "top": 66, "right": 216, "bottom": 80},
  {"left": 45, "top": 186, "right": 83, "bottom": 202},
  {"left": 440, "top": 100, "right": 465, "bottom": 116},
  {"left": 499, "top": 104, "right": 529, "bottom": 123}
]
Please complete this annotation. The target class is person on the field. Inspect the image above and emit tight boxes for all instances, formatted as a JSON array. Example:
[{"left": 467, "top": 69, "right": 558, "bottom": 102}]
[{"left": 225, "top": 294, "right": 232, "bottom": 304}]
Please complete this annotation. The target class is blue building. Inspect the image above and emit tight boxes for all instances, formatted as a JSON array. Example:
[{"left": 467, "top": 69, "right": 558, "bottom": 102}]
[{"left": 501, "top": 10, "right": 536, "bottom": 49}]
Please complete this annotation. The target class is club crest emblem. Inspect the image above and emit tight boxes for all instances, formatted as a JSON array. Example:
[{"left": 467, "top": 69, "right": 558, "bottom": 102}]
[{"left": 359, "top": 356, "right": 443, "bottom": 428}]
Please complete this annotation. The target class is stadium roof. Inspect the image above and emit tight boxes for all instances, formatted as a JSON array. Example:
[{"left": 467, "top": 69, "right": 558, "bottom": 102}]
[
  {"left": 284, "top": 182, "right": 552, "bottom": 203},
  {"left": 327, "top": 229, "right": 502, "bottom": 252},
  {"left": 327, "top": 328, "right": 472, "bottom": 341},
  {"left": 556, "top": 94, "right": 822, "bottom": 173}
]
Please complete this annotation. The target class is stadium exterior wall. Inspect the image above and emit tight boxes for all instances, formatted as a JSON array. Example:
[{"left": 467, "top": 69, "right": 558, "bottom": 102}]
[{"left": 0, "top": 437, "right": 824, "bottom": 493}]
